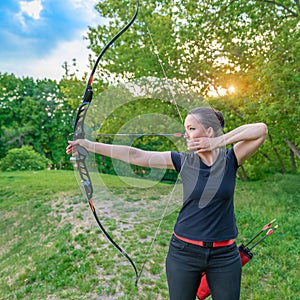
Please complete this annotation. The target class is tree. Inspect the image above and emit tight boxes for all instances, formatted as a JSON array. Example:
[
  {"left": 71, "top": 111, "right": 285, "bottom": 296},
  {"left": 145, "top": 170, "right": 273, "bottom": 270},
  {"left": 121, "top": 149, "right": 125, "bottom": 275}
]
[
  {"left": 0, "top": 145, "right": 51, "bottom": 171},
  {"left": 83, "top": 0, "right": 299, "bottom": 178},
  {"left": 0, "top": 73, "right": 76, "bottom": 169},
  {"left": 0, "top": 74, "right": 36, "bottom": 156}
]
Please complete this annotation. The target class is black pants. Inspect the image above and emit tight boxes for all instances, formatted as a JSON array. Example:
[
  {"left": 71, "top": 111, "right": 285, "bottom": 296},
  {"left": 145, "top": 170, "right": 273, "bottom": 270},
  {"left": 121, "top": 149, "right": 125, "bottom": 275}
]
[{"left": 166, "top": 235, "right": 242, "bottom": 300}]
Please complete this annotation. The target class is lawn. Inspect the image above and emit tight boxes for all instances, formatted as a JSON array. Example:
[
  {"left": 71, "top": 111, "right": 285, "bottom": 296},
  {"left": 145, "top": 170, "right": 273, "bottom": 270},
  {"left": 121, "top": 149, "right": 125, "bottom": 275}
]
[{"left": 0, "top": 171, "right": 299, "bottom": 299}]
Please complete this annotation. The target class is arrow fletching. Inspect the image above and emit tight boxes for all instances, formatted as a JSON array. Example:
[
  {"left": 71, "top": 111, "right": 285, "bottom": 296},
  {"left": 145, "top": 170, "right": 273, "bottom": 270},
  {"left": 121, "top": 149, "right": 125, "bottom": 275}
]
[
  {"left": 261, "top": 219, "right": 276, "bottom": 231},
  {"left": 249, "top": 225, "right": 278, "bottom": 250}
]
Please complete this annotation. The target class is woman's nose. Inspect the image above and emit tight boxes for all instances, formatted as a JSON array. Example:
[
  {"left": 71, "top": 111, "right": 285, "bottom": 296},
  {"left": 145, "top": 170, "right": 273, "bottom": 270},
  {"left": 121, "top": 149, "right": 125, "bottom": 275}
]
[{"left": 184, "top": 131, "right": 188, "bottom": 139}]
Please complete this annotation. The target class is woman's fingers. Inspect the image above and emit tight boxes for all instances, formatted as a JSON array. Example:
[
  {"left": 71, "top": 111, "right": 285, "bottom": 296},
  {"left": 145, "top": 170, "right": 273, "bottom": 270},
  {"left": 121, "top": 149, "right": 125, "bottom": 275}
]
[
  {"left": 186, "top": 138, "right": 203, "bottom": 151},
  {"left": 66, "top": 140, "right": 78, "bottom": 154},
  {"left": 66, "top": 139, "right": 89, "bottom": 155},
  {"left": 186, "top": 138, "right": 212, "bottom": 153},
  {"left": 187, "top": 141, "right": 199, "bottom": 152}
]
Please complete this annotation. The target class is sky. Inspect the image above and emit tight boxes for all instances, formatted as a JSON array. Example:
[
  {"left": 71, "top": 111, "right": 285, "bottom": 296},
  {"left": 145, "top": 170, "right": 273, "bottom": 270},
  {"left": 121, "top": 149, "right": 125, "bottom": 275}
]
[{"left": 0, "top": 0, "right": 102, "bottom": 81}]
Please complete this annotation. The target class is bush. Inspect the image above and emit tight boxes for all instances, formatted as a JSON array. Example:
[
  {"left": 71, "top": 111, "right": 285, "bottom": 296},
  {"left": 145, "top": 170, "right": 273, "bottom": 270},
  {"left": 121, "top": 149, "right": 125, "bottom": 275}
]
[{"left": 0, "top": 146, "right": 52, "bottom": 171}]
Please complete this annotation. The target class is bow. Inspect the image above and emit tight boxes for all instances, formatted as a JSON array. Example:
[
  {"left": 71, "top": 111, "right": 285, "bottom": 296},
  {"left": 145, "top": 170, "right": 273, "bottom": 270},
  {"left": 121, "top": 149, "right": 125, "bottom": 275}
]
[{"left": 71, "top": 0, "right": 140, "bottom": 285}]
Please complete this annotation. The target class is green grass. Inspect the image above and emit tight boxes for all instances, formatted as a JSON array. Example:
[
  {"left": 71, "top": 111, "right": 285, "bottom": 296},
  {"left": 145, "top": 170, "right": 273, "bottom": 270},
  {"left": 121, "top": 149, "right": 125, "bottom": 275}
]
[{"left": 0, "top": 171, "right": 299, "bottom": 299}]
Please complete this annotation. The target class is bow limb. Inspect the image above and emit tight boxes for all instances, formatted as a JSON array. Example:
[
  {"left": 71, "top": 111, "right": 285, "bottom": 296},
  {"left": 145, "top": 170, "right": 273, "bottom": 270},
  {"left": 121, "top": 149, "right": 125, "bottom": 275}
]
[{"left": 72, "top": 0, "right": 140, "bottom": 285}]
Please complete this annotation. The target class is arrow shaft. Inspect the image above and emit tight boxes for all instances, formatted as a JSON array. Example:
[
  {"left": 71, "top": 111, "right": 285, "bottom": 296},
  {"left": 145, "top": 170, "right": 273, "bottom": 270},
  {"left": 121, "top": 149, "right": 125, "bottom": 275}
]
[{"left": 96, "top": 133, "right": 183, "bottom": 137}]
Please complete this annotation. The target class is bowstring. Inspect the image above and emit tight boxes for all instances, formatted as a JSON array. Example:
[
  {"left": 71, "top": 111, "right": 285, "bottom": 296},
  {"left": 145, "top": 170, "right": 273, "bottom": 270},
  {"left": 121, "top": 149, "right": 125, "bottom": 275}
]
[
  {"left": 135, "top": 0, "right": 240, "bottom": 281},
  {"left": 140, "top": 11, "right": 184, "bottom": 124},
  {"left": 136, "top": 3, "right": 186, "bottom": 282}
]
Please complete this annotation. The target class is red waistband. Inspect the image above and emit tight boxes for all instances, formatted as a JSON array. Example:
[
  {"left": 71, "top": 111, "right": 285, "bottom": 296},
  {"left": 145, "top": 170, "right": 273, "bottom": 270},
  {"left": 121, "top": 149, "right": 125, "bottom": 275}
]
[{"left": 174, "top": 232, "right": 235, "bottom": 248}]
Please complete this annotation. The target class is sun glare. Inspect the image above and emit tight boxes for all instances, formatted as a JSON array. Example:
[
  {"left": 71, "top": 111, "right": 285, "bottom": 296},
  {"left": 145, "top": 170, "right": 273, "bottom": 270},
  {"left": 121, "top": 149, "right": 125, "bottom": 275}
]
[
  {"left": 207, "top": 85, "right": 236, "bottom": 98},
  {"left": 228, "top": 86, "right": 236, "bottom": 94}
]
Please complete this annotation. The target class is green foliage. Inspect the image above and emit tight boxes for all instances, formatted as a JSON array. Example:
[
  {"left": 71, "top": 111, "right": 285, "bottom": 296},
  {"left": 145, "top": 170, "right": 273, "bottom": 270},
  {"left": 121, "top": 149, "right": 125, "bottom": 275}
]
[
  {"left": 0, "top": 146, "right": 51, "bottom": 171},
  {"left": 0, "top": 72, "right": 77, "bottom": 169},
  {"left": 59, "top": 77, "right": 86, "bottom": 110},
  {"left": 1, "top": 1, "right": 299, "bottom": 179},
  {"left": 84, "top": 0, "right": 300, "bottom": 179}
]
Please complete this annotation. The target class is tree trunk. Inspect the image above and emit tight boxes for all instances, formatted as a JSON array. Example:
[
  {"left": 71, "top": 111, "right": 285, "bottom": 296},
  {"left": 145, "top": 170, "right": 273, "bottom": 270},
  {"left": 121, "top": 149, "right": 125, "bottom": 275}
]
[
  {"left": 273, "top": 145, "right": 287, "bottom": 174},
  {"left": 269, "top": 134, "right": 286, "bottom": 174},
  {"left": 289, "top": 149, "right": 297, "bottom": 172},
  {"left": 237, "top": 165, "right": 249, "bottom": 181},
  {"left": 285, "top": 139, "right": 300, "bottom": 160}
]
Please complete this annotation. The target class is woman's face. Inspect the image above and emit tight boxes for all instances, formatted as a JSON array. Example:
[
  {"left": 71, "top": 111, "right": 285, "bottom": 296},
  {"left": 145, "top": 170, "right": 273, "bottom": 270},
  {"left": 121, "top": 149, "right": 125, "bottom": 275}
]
[{"left": 184, "top": 114, "right": 208, "bottom": 140}]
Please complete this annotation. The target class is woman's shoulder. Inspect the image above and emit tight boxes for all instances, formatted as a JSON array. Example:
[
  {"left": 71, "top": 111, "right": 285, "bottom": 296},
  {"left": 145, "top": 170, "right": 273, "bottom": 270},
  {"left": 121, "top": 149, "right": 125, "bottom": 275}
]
[{"left": 225, "top": 147, "right": 239, "bottom": 168}]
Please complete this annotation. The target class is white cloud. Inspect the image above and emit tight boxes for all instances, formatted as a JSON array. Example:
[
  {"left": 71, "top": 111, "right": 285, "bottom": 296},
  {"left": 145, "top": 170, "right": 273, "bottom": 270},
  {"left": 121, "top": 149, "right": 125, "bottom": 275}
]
[
  {"left": 3, "top": 0, "right": 105, "bottom": 80},
  {"left": 3, "top": 29, "right": 92, "bottom": 81},
  {"left": 20, "top": 0, "right": 43, "bottom": 20},
  {"left": 67, "top": 0, "right": 99, "bottom": 24},
  {"left": 15, "top": 0, "right": 44, "bottom": 28},
  {"left": 31, "top": 33, "right": 92, "bottom": 80}
]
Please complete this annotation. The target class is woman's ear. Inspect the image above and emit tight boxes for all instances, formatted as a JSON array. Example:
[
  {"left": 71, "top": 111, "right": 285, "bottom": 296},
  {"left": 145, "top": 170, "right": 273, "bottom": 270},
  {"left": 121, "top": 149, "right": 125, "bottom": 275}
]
[{"left": 206, "top": 127, "right": 215, "bottom": 137}]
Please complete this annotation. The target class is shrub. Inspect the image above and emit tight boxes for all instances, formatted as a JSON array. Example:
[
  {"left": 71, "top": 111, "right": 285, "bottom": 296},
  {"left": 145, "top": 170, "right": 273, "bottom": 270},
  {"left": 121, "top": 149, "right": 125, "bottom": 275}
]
[{"left": 0, "top": 146, "right": 51, "bottom": 171}]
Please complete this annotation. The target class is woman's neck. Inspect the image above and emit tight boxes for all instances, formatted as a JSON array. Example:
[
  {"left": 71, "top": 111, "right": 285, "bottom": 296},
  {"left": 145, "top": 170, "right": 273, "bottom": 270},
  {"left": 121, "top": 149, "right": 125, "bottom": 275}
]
[{"left": 198, "top": 149, "right": 220, "bottom": 166}]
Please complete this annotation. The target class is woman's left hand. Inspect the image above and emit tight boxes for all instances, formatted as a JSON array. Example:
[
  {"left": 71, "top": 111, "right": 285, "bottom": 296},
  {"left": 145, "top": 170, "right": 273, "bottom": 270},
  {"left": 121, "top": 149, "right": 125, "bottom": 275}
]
[{"left": 66, "top": 139, "right": 91, "bottom": 155}]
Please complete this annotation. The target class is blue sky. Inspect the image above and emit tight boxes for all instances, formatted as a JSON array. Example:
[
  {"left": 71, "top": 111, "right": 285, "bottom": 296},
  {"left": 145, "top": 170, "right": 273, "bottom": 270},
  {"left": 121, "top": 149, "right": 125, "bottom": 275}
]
[{"left": 0, "top": 0, "right": 101, "bottom": 80}]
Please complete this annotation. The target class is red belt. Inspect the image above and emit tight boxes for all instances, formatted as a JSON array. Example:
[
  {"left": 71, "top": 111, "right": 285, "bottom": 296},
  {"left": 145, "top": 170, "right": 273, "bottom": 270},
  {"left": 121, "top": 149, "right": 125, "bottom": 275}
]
[{"left": 174, "top": 232, "right": 235, "bottom": 248}]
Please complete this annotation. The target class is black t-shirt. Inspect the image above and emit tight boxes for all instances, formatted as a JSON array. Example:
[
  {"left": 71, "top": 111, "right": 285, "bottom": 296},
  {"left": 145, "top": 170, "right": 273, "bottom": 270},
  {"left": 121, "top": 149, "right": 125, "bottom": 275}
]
[{"left": 171, "top": 148, "right": 239, "bottom": 242}]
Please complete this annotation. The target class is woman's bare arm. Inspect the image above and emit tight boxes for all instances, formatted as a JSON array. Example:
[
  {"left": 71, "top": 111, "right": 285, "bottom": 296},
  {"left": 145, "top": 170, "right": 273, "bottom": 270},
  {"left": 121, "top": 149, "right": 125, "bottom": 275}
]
[
  {"left": 187, "top": 123, "right": 268, "bottom": 165},
  {"left": 66, "top": 139, "right": 175, "bottom": 170},
  {"left": 229, "top": 123, "right": 268, "bottom": 165}
]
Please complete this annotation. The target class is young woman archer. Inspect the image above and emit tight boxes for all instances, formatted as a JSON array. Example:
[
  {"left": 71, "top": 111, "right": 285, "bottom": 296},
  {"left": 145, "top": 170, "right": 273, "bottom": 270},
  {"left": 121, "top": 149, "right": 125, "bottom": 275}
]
[{"left": 66, "top": 107, "right": 267, "bottom": 300}]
